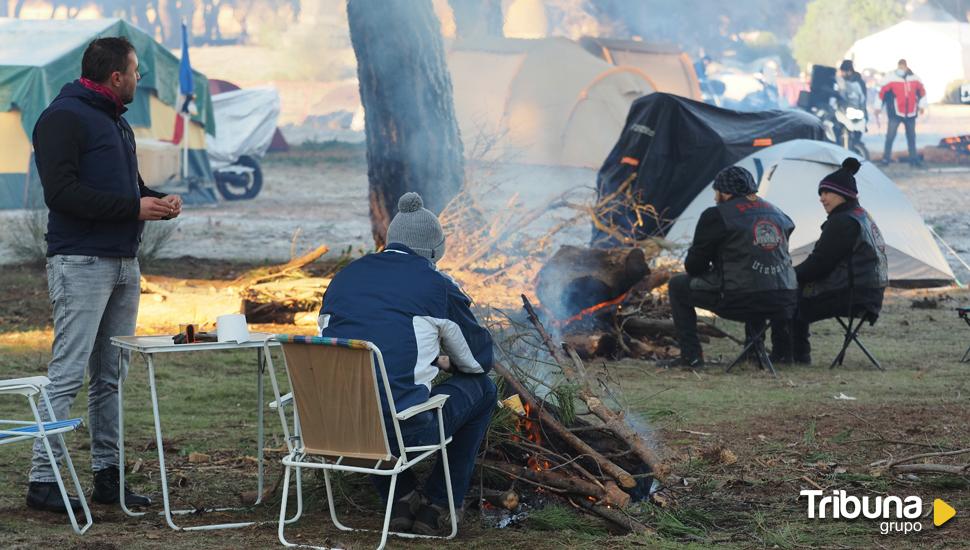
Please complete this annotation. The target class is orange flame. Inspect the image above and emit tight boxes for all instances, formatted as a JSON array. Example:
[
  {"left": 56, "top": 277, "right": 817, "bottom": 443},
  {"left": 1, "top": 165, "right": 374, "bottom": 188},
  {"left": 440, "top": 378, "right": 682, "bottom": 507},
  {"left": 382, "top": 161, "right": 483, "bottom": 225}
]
[{"left": 552, "top": 290, "right": 630, "bottom": 329}]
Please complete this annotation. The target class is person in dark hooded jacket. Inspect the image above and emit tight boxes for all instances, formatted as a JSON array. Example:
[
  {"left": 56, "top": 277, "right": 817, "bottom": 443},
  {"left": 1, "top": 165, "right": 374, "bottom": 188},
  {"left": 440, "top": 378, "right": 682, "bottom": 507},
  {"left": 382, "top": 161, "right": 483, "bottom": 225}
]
[
  {"left": 664, "top": 166, "right": 798, "bottom": 368},
  {"left": 770, "top": 158, "right": 888, "bottom": 363}
]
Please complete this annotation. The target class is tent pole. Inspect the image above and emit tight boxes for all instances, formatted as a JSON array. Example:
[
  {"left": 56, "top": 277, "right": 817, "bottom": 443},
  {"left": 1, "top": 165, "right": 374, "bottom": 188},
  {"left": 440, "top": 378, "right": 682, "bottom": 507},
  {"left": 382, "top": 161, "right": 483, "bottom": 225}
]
[
  {"left": 927, "top": 225, "right": 968, "bottom": 288},
  {"left": 181, "top": 112, "right": 189, "bottom": 180}
]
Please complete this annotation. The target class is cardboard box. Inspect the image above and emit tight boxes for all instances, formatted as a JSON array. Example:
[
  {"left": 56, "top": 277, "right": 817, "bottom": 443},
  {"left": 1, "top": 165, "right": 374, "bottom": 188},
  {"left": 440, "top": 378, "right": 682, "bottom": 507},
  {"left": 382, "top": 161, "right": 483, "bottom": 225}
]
[{"left": 136, "top": 138, "right": 181, "bottom": 187}]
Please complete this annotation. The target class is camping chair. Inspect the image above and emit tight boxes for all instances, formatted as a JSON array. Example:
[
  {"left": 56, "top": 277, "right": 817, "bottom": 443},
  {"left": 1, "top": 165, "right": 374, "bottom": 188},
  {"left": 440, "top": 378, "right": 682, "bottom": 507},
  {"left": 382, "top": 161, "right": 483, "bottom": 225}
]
[
  {"left": 959, "top": 308, "right": 970, "bottom": 362},
  {"left": 272, "top": 335, "right": 457, "bottom": 550},
  {"left": 724, "top": 316, "right": 779, "bottom": 376},
  {"left": 830, "top": 304, "right": 882, "bottom": 370},
  {"left": 0, "top": 376, "right": 92, "bottom": 534}
]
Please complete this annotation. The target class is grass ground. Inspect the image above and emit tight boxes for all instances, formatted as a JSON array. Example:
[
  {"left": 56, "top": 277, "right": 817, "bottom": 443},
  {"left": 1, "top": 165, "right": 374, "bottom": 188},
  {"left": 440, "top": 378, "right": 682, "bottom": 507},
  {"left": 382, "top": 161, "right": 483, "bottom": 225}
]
[{"left": 1, "top": 261, "right": 968, "bottom": 549}]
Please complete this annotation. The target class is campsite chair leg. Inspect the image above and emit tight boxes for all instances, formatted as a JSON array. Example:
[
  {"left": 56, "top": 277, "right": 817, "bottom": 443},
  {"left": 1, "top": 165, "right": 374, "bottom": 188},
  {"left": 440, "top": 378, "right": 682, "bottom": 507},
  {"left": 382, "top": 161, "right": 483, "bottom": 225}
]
[
  {"left": 30, "top": 392, "right": 92, "bottom": 535},
  {"left": 849, "top": 329, "right": 883, "bottom": 370},
  {"left": 830, "top": 317, "right": 854, "bottom": 369},
  {"left": 755, "top": 338, "right": 777, "bottom": 377},
  {"left": 323, "top": 467, "right": 352, "bottom": 532},
  {"left": 277, "top": 462, "right": 297, "bottom": 548},
  {"left": 437, "top": 408, "right": 458, "bottom": 539},
  {"left": 962, "top": 345, "right": 970, "bottom": 363},
  {"left": 377, "top": 474, "right": 399, "bottom": 550},
  {"left": 726, "top": 324, "right": 771, "bottom": 374},
  {"left": 263, "top": 343, "right": 304, "bottom": 524}
]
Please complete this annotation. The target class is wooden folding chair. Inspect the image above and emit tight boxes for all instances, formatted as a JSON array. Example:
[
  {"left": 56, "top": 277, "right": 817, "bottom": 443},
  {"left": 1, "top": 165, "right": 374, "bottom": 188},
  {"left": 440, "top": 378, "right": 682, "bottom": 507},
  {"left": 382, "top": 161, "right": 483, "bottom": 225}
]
[
  {"left": 0, "top": 376, "right": 92, "bottom": 534},
  {"left": 272, "top": 335, "right": 457, "bottom": 550}
]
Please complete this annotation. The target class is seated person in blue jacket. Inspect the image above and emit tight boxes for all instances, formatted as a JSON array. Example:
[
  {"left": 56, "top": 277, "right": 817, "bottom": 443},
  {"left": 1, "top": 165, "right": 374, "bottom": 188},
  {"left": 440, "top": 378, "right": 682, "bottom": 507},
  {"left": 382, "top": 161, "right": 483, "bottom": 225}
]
[
  {"left": 665, "top": 167, "right": 798, "bottom": 368},
  {"left": 770, "top": 158, "right": 888, "bottom": 363},
  {"left": 317, "top": 192, "right": 497, "bottom": 535}
]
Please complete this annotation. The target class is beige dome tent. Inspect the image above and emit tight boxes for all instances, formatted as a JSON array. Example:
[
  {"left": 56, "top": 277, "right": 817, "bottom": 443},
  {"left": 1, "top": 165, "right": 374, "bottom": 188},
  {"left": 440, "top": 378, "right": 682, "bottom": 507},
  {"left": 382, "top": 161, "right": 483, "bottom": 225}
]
[
  {"left": 579, "top": 37, "right": 702, "bottom": 101},
  {"left": 446, "top": 37, "right": 654, "bottom": 168}
]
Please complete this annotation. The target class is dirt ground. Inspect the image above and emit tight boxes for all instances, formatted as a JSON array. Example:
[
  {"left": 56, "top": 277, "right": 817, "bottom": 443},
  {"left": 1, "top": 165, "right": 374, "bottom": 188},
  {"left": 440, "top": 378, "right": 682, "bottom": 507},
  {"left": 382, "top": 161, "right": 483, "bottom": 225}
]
[{"left": 1, "top": 148, "right": 969, "bottom": 549}]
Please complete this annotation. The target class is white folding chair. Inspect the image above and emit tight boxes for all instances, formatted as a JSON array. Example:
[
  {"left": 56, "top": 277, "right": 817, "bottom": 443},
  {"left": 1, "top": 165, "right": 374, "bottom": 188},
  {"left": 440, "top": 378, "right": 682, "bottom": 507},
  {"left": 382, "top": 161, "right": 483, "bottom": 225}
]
[
  {"left": 272, "top": 335, "right": 457, "bottom": 550},
  {"left": 0, "top": 376, "right": 92, "bottom": 534}
]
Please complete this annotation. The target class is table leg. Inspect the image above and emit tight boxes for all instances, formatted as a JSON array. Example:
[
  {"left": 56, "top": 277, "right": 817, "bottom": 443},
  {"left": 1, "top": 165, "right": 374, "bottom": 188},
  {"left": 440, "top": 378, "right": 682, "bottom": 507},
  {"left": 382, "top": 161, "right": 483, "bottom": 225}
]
[
  {"left": 256, "top": 347, "right": 265, "bottom": 505},
  {"left": 118, "top": 350, "right": 145, "bottom": 517}
]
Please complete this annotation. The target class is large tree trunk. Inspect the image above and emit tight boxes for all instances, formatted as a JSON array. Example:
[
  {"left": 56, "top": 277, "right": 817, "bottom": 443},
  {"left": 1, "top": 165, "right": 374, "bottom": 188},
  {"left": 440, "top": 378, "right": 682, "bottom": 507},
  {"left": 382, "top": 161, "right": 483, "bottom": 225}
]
[
  {"left": 448, "top": 0, "right": 503, "bottom": 39},
  {"left": 348, "top": 0, "right": 465, "bottom": 248},
  {"left": 157, "top": 0, "right": 181, "bottom": 47}
]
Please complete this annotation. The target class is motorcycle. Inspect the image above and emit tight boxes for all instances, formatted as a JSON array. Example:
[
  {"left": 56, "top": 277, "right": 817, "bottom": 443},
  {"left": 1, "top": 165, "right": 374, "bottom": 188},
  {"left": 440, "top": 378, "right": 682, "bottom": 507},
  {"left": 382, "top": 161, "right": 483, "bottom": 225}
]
[
  {"left": 212, "top": 155, "right": 262, "bottom": 201},
  {"left": 207, "top": 87, "right": 280, "bottom": 201},
  {"left": 802, "top": 95, "right": 869, "bottom": 160}
]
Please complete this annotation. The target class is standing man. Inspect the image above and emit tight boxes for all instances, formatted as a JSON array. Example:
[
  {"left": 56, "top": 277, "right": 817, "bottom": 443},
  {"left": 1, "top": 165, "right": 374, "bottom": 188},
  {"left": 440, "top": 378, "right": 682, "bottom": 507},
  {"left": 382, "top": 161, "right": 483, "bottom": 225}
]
[
  {"left": 27, "top": 37, "right": 180, "bottom": 513},
  {"left": 839, "top": 59, "right": 868, "bottom": 121},
  {"left": 878, "top": 59, "right": 926, "bottom": 167},
  {"left": 664, "top": 167, "right": 798, "bottom": 368}
]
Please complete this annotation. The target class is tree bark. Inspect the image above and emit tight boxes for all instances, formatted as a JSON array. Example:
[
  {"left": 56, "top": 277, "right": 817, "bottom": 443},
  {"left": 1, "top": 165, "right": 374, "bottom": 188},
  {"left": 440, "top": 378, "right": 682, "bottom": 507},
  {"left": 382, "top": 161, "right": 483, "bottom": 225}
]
[
  {"left": 348, "top": 0, "right": 465, "bottom": 248},
  {"left": 448, "top": 0, "right": 503, "bottom": 39}
]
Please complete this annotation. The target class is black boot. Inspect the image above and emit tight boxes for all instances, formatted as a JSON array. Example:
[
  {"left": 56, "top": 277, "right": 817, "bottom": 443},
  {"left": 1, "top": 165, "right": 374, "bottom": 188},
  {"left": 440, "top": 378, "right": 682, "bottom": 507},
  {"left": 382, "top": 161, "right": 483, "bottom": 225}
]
[
  {"left": 412, "top": 501, "right": 456, "bottom": 536},
  {"left": 26, "top": 481, "right": 83, "bottom": 514},
  {"left": 388, "top": 490, "right": 420, "bottom": 532},
  {"left": 658, "top": 354, "right": 705, "bottom": 369},
  {"left": 92, "top": 466, "right": 152, "bottom": 507}
]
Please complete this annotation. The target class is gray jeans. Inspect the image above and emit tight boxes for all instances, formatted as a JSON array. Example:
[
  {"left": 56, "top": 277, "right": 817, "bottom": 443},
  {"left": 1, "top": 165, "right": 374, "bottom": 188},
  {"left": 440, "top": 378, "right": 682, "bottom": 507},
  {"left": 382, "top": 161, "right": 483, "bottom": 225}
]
[{"left": 30, "top": 255, "right": 140, "bottom": 482}]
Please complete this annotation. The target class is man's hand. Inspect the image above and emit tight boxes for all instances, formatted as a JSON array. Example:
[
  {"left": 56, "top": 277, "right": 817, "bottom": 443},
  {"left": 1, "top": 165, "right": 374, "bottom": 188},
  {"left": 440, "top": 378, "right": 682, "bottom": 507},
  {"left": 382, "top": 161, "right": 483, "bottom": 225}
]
[
  {"left": 139, "top": 197, "right": 173, "bottom": 220},
  {"left": 161, "top": 194, "right": 182, "bottom": 219},
  {"left": 918, "top": 108, "right": 925, "bottom": 117},
  {"left": 436, "top": 355, "right": 453, "bottom": 373}
]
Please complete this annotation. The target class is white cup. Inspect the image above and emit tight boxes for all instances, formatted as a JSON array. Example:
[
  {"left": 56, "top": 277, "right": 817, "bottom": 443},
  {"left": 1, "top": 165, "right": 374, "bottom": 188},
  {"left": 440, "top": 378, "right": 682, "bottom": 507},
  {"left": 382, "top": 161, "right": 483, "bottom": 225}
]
[{"left": 216, "top": 314, "right": 250, "bottom": 343}]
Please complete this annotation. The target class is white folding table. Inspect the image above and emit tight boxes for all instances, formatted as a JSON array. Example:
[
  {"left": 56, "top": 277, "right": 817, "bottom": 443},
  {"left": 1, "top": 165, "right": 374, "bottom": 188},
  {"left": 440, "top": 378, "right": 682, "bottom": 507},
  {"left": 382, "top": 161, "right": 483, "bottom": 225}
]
[{"left": 111, "top": 333, "right": 279, "bottom": 531}]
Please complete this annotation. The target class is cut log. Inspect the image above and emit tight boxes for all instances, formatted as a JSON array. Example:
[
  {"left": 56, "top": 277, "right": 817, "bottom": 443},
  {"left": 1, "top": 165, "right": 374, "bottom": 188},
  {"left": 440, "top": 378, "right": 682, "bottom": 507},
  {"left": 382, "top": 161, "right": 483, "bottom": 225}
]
[
  {"left": 621, "top": 317, "right": 724, "bottom": 340},
  {"left": 492, "top": 362, "right": 637, "bottom": 489},
  {"left": 240, "top": 277, "right": 330, "bottom": 324},
  {"left": 536, "top": 245, "right": 650, "bottom": 320},
  {"left": 482, "top": 489, "right": 520, "bottom": 510},
  {"left": 562, "top": 332, "right": 617, "bottom": 360},
  {"left": 480, "top": 460, "right": 630, "bottom": 508}
]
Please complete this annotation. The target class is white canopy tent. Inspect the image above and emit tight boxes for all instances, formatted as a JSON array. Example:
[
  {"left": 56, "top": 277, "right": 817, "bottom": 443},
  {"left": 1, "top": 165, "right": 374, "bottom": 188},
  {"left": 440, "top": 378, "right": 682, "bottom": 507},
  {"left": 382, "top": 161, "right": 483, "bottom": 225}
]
[
  {"left": 845, "top": 20, "right": 970, "bottom": 103},
  {"left": 666, "top": 140, "right": 955, "bottom": 286}
]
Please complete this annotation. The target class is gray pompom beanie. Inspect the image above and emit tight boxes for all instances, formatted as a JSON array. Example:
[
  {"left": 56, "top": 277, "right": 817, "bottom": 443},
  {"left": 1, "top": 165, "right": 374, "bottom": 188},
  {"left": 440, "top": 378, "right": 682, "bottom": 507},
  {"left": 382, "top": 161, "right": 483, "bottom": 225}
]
[{"left": 385, "top": 192, "right": 446, "bottom": 263}]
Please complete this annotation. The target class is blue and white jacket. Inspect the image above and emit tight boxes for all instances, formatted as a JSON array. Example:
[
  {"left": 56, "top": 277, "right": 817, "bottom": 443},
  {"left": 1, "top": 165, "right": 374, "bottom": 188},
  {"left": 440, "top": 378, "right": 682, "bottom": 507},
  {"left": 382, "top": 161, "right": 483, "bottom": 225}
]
[{"left": 317, "top": 243, "right": 494, "bottom": 414}]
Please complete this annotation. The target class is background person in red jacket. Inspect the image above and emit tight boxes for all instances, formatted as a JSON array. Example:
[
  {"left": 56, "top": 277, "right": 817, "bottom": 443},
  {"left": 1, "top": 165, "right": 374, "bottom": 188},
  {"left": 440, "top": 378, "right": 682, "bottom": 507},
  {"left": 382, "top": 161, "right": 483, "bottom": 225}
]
[{"left": 877, "top": 59, "right": 927, "bottom": 167}]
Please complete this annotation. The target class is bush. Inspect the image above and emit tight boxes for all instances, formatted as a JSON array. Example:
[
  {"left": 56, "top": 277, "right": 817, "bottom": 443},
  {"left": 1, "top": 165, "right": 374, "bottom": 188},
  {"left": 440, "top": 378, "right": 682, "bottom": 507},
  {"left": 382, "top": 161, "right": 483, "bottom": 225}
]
[
  {"left": 0, "top": 208, "right": 178, "bottom": 267},
  {"left": 2, "top": 208, "right": 48, "bottom": 263}
]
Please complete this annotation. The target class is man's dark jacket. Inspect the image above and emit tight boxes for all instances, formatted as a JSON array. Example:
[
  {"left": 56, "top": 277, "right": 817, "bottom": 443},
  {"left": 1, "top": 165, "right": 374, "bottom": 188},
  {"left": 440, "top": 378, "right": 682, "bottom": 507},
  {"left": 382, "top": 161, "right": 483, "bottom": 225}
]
[
  {"left": 685, "top": 196, "right": 798, "bottom": 316},
  {"left": 33, "top": 81, "right": 165, "bottom": 257}
]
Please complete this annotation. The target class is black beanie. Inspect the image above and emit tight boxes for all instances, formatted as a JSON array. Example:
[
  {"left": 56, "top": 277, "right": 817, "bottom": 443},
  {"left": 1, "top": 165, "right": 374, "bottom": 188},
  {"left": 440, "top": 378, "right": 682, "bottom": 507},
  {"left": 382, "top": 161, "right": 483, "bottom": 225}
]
[
  {"left": 713, "top": 166, "right": 758, "bottom": 196},
  {"left": 819, "top": 157, "right": 861, "bottom": 200}
]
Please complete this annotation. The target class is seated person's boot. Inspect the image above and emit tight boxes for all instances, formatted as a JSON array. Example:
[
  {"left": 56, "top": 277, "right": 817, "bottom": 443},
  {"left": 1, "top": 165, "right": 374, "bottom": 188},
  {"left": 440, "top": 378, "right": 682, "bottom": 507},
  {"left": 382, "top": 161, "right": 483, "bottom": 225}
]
[
  {"left": 658, "top": 353, "right": 704, "bottom": 369},
  {"left": 26, "top": 481, "right": 83, "bottom": 514},
  {"left": 92, "top": 466, "right": 151, "bottom": 507},
  {"left": 412, "top": 499, "right": 459, "bottom": 536},
  {"left": 388, "top": 490, "right": 421, "bottom": 532}
]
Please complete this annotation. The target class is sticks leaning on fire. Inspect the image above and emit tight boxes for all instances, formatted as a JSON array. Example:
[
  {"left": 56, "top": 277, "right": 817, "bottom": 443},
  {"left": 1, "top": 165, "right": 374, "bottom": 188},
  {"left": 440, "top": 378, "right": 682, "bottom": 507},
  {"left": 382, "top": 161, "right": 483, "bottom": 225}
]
[{"left": 521, "top": 295, "right": 667, "bottom": 479}]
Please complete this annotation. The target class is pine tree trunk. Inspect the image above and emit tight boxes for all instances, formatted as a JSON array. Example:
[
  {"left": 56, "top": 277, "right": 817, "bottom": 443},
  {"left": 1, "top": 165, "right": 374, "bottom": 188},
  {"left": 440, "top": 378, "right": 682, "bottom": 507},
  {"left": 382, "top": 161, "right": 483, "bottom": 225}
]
[
  {"left": 348, "top": 0, "right": 465, "bottom": 248},
  {"left": 449, "top": 0, "right": 504, "bottom": 39}
]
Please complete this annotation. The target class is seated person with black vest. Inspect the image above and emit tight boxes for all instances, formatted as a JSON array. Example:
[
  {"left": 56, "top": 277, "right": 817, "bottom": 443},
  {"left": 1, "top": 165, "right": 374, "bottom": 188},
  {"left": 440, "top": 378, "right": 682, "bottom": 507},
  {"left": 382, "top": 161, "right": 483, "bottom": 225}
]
[
  {"left": 770, "top": 158, "right": 888, "bottom": 363},
  {"left": 665, "top": 167, "right": 799, "bottom": 368}
]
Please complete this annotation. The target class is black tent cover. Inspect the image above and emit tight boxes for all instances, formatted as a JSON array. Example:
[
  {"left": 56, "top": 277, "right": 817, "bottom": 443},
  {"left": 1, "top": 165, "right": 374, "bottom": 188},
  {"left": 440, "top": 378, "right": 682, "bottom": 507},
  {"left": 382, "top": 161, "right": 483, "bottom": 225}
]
[{"left": 593, "top": 93, "right": 826, "bottom": 244}]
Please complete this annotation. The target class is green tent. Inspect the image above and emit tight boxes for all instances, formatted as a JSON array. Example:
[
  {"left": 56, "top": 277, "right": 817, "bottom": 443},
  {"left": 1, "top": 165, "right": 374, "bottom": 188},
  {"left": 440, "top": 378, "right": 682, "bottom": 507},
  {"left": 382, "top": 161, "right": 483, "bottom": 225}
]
[{"left": 0, "top": 18, "right": 216, "bottom": 209}]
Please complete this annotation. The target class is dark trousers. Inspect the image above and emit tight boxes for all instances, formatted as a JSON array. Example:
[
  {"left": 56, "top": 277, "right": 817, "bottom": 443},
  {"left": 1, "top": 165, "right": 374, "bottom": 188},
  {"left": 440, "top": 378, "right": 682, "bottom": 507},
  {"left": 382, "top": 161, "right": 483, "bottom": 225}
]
[
  {"left": 372, "top": 373, "right": 497, "bottom": 507},
  {"left": 668, "top": 274, "right": 765, "bottom": 359},
  {"left": 883, "top": 115, "right": 918, "bottom": 163},
  {"left": 770, "top": 288, "right": 884, "bottom": 359}
]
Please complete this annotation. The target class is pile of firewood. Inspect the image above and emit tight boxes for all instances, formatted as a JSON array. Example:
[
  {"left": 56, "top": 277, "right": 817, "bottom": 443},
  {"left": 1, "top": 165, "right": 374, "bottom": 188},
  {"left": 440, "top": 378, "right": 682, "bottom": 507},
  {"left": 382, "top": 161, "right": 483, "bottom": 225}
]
[
  {"left": 476, "top": 294, "right": 671, "bottom": 534},
  {"left": 237, "top": 245, "right": 331, "bottom": 324}
]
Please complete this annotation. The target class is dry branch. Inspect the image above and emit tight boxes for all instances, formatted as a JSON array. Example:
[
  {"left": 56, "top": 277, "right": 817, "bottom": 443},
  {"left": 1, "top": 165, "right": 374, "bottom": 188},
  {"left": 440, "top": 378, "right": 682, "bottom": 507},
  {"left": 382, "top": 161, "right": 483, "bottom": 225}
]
[
  {"left": 492, "top": 362, "right": 637, "bottom": 489},
  {"left": 520, "top": 295, "right": 667, "bottom": 479},
  {"left": 233, "top": 244, "right": 330, "bottom": 286},
  {"left": 481, "top": 460, "right": 630, "bottom": 508},
  {"left": 571, "top": 497, "right": 653, "bottom": 534}
]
